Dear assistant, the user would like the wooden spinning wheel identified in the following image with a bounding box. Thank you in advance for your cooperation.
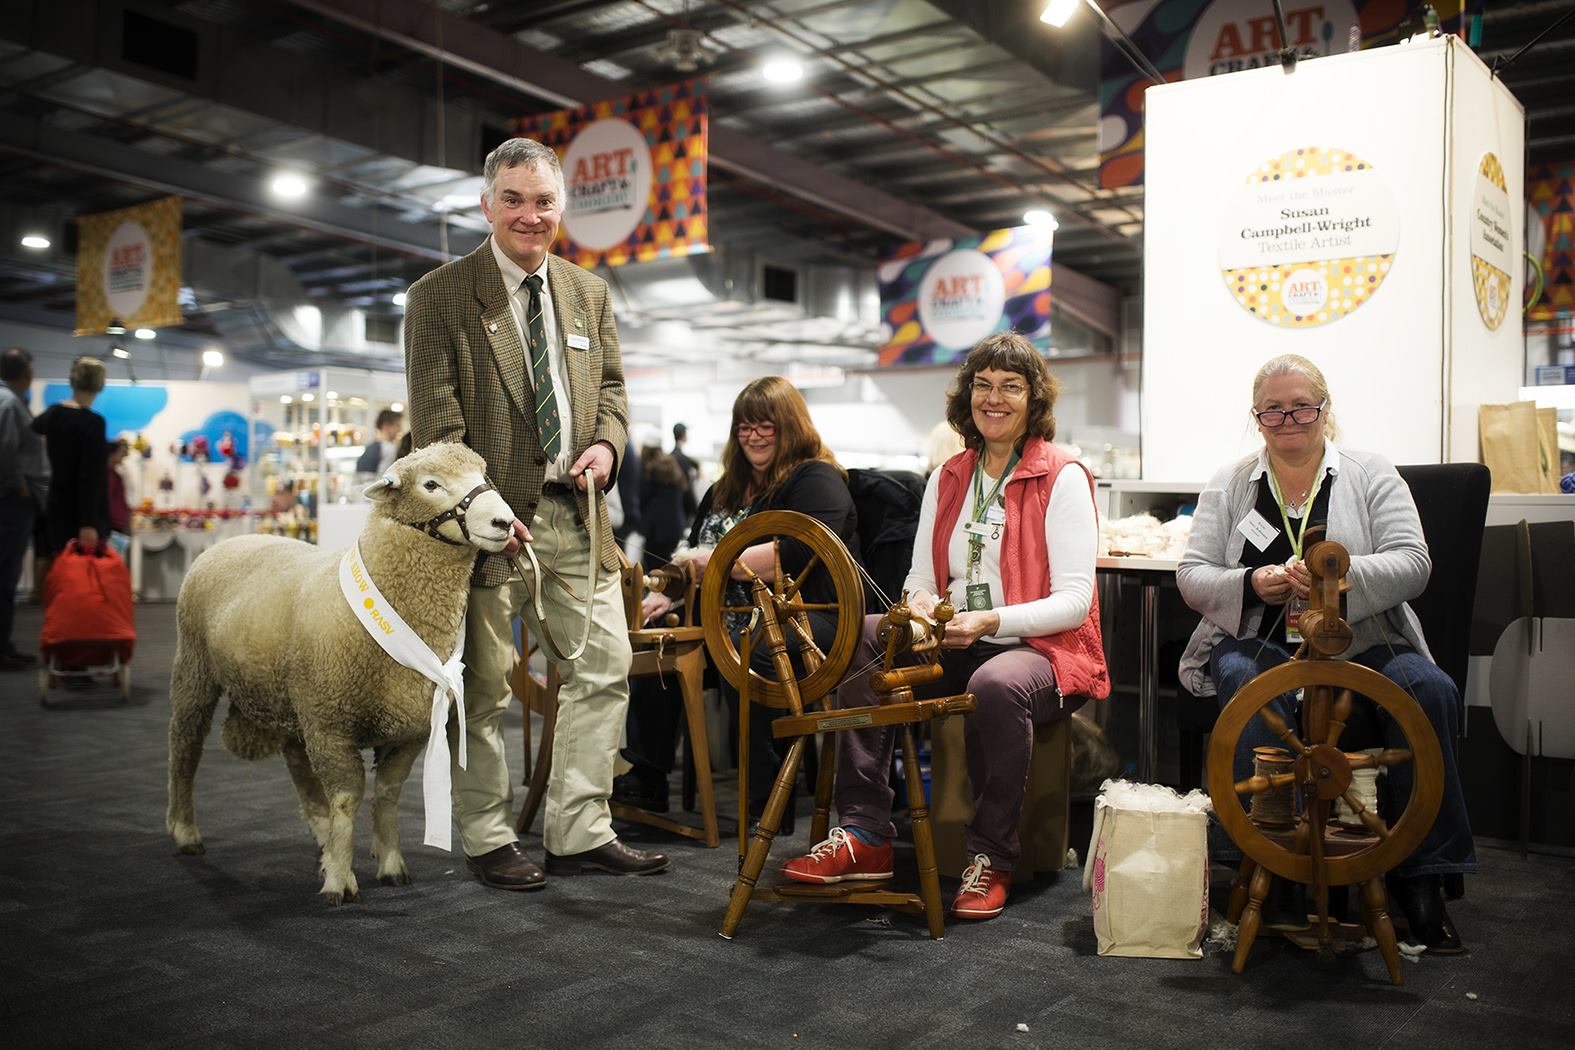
[1207,537,1445,985]
[700,510,865,708]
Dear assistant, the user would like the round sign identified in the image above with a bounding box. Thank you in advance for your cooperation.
[103,218,154,320]
[1183,0,1357,79]
[916,249,1006,350]
[1470,152,1512,331]
[561,118,653,252]
[1217,146,1400,328]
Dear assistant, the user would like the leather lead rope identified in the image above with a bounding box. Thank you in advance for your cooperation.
[512,481,602,663]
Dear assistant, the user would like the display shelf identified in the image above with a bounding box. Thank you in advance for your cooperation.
[248,368,406,544]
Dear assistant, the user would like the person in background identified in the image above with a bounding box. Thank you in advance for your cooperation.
[355,408,403,476]
[106,438,131,534]
[610,437,642,548]
[637,441,689,570]
[778,332,1104,921]
[1176,353,1475,953]
[670,421,699,495]
[32,355,109,554]
[616,377,858,821]
[0,347,47,670]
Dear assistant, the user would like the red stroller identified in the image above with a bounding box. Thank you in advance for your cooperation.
[38,540,137,703]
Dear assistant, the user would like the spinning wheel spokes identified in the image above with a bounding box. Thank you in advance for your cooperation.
[1339,791,1391,840]
[1254,704,1311,757]
[700,511,864,710]
[1348,748,1412,771]
[1235,771,1298,796]
[1325,689,1354,746]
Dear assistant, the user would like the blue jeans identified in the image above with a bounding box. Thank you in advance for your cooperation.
[1209,634,1477,877]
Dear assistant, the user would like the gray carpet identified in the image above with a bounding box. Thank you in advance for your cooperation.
[2,603,1572,1049]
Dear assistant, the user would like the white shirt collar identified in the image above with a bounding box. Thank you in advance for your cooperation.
[489,237,549,295]
[1251,437,1340,481]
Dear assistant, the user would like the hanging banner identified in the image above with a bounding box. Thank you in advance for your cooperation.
[1527,159,1574,320]
[1098,1,1455,190]
[877,225,1051,367]
[513,80,708,269]
[74,195,183,336]
[1471,152,1512,331]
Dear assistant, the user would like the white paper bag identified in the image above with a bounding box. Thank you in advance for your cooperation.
[1083,780,1212,959]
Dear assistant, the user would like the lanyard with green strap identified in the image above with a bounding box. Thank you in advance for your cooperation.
[1265,465,1326,559]
[966,451,1018,590]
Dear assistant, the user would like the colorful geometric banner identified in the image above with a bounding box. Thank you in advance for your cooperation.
[513,80,708,269]
[1527,159,1575,320]
[877,225,1051,367]
[75,195,182,336]
[1098,1,1458,190]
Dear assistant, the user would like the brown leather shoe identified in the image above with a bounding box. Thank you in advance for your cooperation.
[465,842,546,890]
[545,838,670,876]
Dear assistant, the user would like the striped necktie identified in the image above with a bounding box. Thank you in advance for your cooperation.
[522,274,562,461]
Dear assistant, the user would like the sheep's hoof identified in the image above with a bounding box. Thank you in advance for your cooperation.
[378,871,412,887]
[178,842,206,856]
[321,887,359,906]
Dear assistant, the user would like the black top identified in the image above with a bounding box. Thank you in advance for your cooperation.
[1239,471,1334,645]
[690,459,861,606]
[32,402,109,550]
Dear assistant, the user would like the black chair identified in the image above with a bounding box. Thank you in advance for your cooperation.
[1174,462,1492,791]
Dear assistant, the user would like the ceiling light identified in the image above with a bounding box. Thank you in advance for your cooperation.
[762,57,803,83]
[300,392,315,402]
[390,402,404,413]
[326,390,338,400]
[1041,0,1082,28]
[202,349,224,368]
[392,292,407,307]
[135,328,156,340]
[20,234,50,250]
[105,319,127,336]
[280,395,293,404]
[270,171,311,200]
[111,346,130,359]
[1024,209,1060,230]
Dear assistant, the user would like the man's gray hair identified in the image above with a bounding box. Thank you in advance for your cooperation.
[481,138,565,204]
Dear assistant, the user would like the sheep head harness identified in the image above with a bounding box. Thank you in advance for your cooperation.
[406,482,495,546]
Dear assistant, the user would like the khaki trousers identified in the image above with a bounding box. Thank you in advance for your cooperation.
[452,489,632,856]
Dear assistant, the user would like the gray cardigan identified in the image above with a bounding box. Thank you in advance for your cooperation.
[1176,442,1432,697]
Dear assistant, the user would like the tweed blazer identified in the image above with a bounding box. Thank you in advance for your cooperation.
[404,238,629,586]
[1176,443,1432,697]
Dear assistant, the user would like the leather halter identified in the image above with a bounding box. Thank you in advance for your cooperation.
[407,482,495,546]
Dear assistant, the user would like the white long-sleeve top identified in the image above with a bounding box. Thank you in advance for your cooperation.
[901,461,1097,642]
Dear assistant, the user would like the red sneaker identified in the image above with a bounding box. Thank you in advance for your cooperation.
[779,827,894,884]
[952,854,1009,919]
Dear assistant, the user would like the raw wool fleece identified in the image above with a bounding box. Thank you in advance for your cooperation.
[165,442,515,904]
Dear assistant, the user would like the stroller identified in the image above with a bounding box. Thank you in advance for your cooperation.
[38,540,137,704]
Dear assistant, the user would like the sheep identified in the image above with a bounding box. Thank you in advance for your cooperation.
[165,442,517,904]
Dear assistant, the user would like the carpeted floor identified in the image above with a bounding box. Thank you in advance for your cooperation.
[2,603,1571,1049]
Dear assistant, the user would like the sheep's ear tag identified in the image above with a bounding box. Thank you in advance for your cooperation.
[364,473,400,502]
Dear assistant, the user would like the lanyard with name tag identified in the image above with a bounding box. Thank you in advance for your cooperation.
[1266,467,1326,644]
[965,452,1018,610]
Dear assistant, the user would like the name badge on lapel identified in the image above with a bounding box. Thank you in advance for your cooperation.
[566,333,591,351]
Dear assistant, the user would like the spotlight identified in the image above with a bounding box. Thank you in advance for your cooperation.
[390,402,404,413]
[105,318,127,336]
[202,349,224,368]
[1041,0,1082,28]
[270,171,311,200]
[20,234,50,250]
[135,328,156,340]
[1024,209,1060,231]
[111,345,130,359]
[300,393,316,402]
[392,291,408,307]
[280,395,293,404]
[762,57,803,83]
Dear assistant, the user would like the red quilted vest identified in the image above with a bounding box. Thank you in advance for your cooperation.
[932,437,1109,701]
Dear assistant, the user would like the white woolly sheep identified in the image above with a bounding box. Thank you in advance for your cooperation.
[166,442,517,904]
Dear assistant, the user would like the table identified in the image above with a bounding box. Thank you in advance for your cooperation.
[1096,556,1179,783]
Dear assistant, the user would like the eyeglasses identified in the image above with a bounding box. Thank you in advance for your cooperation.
[970,379,1029,400]
[1253,401,1326,428]
[736,421,777,438]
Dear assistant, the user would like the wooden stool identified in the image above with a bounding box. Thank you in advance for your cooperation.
[930,714,1073,880]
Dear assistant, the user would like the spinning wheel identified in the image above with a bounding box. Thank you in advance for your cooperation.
[700,510,865,708]
[702,511,974,940]
[1207,537,1445,985]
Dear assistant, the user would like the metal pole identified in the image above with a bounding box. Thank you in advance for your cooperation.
[1084,0,1168,88]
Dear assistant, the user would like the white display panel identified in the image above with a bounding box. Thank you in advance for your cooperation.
[1142,37,1524,481]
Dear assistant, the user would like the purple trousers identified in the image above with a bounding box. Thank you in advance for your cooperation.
[834,614,1085,870]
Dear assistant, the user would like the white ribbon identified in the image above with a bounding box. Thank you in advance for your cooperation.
[338,542,467,851]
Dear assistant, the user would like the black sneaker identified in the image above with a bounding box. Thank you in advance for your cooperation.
[612,770,670,814]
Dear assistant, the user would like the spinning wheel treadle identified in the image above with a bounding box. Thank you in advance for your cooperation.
[700,510,865,707]
[1206,535,1446,985]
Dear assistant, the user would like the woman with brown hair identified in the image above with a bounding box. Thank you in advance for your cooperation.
[779,332,1107,921]
[616,377,859,818]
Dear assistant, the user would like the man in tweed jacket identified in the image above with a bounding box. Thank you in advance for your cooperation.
[405,138,669,888]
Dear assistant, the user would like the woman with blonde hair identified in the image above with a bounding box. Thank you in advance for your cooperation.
[32,356,110,552]
[1177,353,1475,953]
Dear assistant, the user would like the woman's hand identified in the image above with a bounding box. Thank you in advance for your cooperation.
[641,592,674,625]
[941,610,999,648]
[1250,563,1295,604]
[77,526,100,550]
[1282,559,1312,599]
[906,589,938,621]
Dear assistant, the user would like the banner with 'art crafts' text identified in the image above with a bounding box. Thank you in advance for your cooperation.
[75,195,183,336]
[877,225,1051,367]
[1098,0,1460,189]
[513,80,708,269]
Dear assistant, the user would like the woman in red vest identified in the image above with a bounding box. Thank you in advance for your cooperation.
[780,332,1108,920]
